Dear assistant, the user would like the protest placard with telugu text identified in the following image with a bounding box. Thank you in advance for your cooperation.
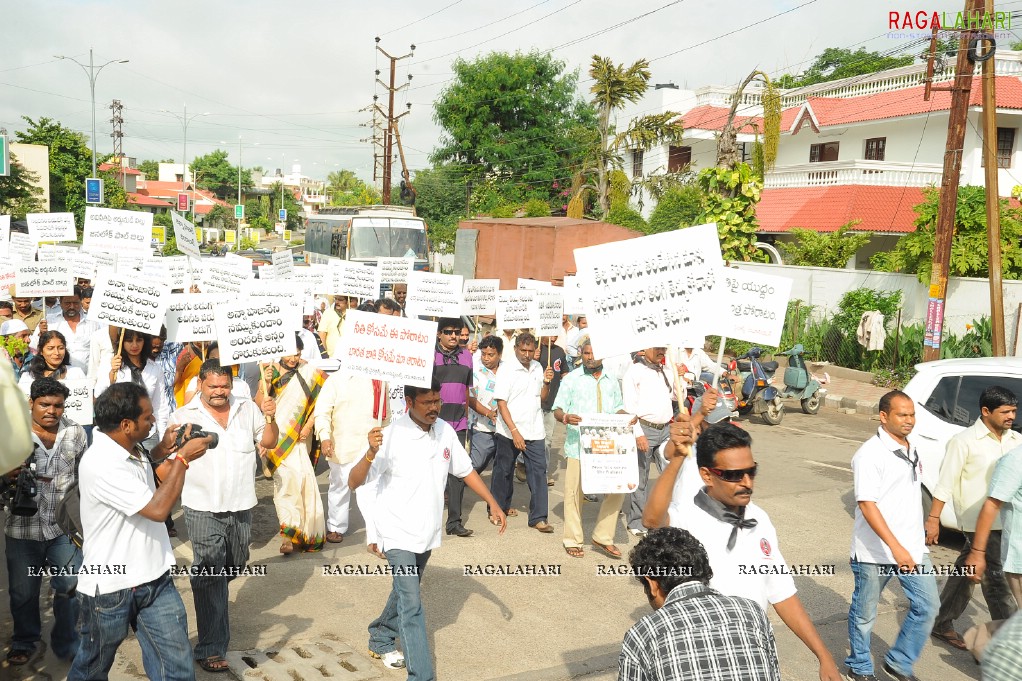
[62,380,94,426]
[83,207,153,254]
[496,290,538,330]
[0,215,9,258]
[90,275,171,335]
[330,261,381,300]
[9,232,36,262]
[462,278,499,316]
[15,264,73,297]
[406,271,463,318]
[171,212,202,259]
[334,309,437,389]
[536,290,563,337]
[378,257,413,285]
[27,213,76,244]
[213,298,297,366]
[715,268,793,347]
[165,293,223,342]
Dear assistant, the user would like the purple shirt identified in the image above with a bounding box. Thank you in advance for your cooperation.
[434,345,473,431]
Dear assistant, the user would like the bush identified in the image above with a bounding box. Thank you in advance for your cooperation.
[523,198,550,217]
[606,203,648,232]
[648,185,702,234]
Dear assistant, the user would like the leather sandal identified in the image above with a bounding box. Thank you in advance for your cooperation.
[592,541,622,559]
[279,541,294,556]
[197,656,230,673]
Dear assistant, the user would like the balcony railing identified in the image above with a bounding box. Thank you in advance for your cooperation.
[763,160,944,189]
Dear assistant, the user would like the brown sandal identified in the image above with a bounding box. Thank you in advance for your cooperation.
[564,546,584,558]
[592,541,622,559]
[931,630,968,651]
[279,541,294,556]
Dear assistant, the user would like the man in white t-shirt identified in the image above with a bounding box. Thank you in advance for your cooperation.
[348,379,507,676]
[69,382,213,681]
[846,390,939,681]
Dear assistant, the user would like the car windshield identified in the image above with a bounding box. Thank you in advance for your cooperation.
[349,218,427,260]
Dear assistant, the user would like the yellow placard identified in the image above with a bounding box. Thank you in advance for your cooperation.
[252,231,260,244]
[225,230,237,244]
[195,227,203,243]
[151,226,165,244]
[283,230,292,241]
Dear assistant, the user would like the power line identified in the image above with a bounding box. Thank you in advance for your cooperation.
[380,0,465,36]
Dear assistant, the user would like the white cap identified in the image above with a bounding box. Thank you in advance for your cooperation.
[0,319,29,336]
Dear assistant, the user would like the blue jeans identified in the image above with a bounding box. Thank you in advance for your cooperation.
[492,434,548,526]
[5,534,82,658]
[68,571,193,681]
[846,555,939,676]
[368,549,433,681]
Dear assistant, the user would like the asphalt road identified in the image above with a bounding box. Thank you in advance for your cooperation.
[0,407,988,680]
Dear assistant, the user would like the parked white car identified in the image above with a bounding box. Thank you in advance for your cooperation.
[902,357,1022,531]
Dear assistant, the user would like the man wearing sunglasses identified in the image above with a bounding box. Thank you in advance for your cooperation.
[434,317,475,538]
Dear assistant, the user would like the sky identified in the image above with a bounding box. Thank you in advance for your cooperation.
[3,0,1014,185]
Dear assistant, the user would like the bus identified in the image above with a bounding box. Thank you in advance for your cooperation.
[304,206,430,271]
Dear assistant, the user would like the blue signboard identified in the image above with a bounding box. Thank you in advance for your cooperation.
[85,177,103,204]
[279,208,287,221]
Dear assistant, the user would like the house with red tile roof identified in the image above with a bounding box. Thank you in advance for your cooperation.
[622,54,1022,268]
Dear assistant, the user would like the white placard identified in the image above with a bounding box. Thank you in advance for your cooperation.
[334,309,438,389]
[163,256,192,291]
[15,264,74,297]
[330,261,381,300]
[165,293,222,342]
[90,275,171,335]
[36,245,78,263]
[245,283,303,332]
[116,254,146,274]
[62,379,94,426]
[269,249,295,280]
[171,212,201,259]
[203,262,250,294]
[0,215,9,258]
[83,207,153,254]
[406,271,463,318]
[0,265,17,299]
[536,290,563,337]
[561,276,586,315]
[70,252,96,281]
[213,298,297,366]
[518,278,552,290]
[137,259,168,286]
[462,278,499,316]
[290,264,329,296]
[93,251,117,276]
[9,232,36,262]
[223,252,253,274]
[378,257,414,285]
[579,413,639,494]
[716,269,794,347]
[573,223,724,360]
[496,290,538,330]
[27,212,76,244]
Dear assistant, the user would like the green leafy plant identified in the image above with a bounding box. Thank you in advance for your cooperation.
[523,198,550,217]
[697,164,763,262]
[0,334,29,360]
[780,222,874,268]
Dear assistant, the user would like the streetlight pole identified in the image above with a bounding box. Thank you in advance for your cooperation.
[55,48,129,176]
[237,136,242,245]
[162,104,209,223]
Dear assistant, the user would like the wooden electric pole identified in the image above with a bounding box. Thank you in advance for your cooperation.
[922,0,983,361]
[374,38,414,205]
[982,0,1007,356]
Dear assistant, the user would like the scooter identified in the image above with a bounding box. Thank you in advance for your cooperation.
[775,344,826,415]
[728,347,784,425]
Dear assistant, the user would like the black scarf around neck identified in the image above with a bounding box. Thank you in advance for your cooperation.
[693,489,758,551]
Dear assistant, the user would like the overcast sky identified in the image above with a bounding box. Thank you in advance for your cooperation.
[3,0,1010,184]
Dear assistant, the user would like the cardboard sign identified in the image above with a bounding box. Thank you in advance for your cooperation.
[15,264,74,297]
[561,276,586,315]
[93,251,117,277]
[83,207,153,254]
[378,257,414,285]
[165,293,222,342]
[90,275,171,335]
[573,223,724,360]
[268,249,295,280]
[9,232,36,262]
[0,264,16,299]
[202,262,250,294]
[496,290,538,330]
[462,279,499,316]
[406,271,463,318]
[36,245,78,263]
[171,212,202,259]
[0,215,9,258]
[70,252,96,281]
[536,290,563,337]
[334,309,438,389]
[27,212,76,244]
[62,379,94,426]
[715,268,794,347]
[213,298,297,366]
[290,264,329,296]
[331,261,381,300]
[578,413,639,494]
[162,256,192,291]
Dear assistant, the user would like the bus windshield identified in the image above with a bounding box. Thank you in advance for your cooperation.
[349,218,428,260]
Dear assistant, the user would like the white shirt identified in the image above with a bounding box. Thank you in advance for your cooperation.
[670,494,797,611]
[168,395,265,512]
[77,431,175,595]
[94,361,171,441]
[184,375,252,403]
[851,428,928,564]
[17,366,87,396]
[673,347,721,381]
[297,328,320,362]
[493,358,546,441]
[87,327,114,387]
[470,360,500,433]
[33,315,99,371]
[372,413,473,553]
[665,447,704,522]
[623,360,676,424]
[314,372,391,465]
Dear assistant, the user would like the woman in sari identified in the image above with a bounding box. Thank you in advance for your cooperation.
[256,334,327,555]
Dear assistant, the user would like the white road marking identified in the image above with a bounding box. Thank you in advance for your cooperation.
[775,424,864,444]
[806,460,852,473]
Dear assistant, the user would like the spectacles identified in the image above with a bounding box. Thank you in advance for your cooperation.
[705,463,758,482]
[439,329,459,336]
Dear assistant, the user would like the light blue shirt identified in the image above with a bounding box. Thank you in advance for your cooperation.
[989,446,1022,573]
[551,367,624,460]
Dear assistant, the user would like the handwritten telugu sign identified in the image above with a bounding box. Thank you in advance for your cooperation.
[161,256,192,290]
[579,413,639,494]
[462,278,499,316]
[83,207,153,254]
[70,252,96,281]
[62,380,94,426]
[406,271,463,318]
[496,290,538,330]
[573,223,724,360]
[213,298,297,366]
[36,245,79,263]
[9,232,36,262]
[378,257,414,285]
[330,261,381,300]
[90,275,171,335]
[536,290,563,337]
[202,261,250,294]
[290,264,329,296]
[165,293,223,342]
[334,309,438,389]
[268,249,295,280]
[27,212,76,244]
[15,264,74,297]
[715,268,793,347]
[0,265,16,299]
[171,212,202,259]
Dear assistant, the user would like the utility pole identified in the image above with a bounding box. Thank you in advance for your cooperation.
[922,0,984,361]
[982,0,1006,356]
[109,99,124,187]
[374,38,414,205]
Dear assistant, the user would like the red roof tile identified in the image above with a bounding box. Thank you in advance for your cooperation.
[756,185,927,234]
[679,105,800,133]
[98,163,140,175]
[126,193,174,208]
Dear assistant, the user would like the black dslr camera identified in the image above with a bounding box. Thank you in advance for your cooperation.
[1,458,38,517]
[175,424,219,450]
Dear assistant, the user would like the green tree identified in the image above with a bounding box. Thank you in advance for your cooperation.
[871,185,1022,281]
[647,184,703,234]
[327,169,363,194]
[779,222,874,268]
[205,203,234,231]
[191,150,250,201]
[138,158,172,179]
[267,183,304,231]
[777,47,914,88]
[432,51,595,199]
[696,164,763,262]
[0,153,45,218]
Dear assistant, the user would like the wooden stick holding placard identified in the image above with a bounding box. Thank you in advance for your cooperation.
[665,348,692,457]
[473,316,479,343]
[258,363,272,424]
[116,328,125,356]
[200,341,207,363]
[546,337,552,369]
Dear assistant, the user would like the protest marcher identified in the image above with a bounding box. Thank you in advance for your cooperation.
[537,335,569,486]
[927,386,1020,650]
[847,390,938,681]
[70,382,212,681]
[257,334,327,554]
[302,307,327,359]
[31,287,98,369]
[0,300,13,321]
[391,283,407,312]
[79,287,93,317]
[433,317,475,537]
[94,330,170,451]
[167,359,278,673]
[319,295,350,358]
[348,379,508,675]
[566,315,587,366]
[87,324,121,390]
[4,379,85,666]
[10,295,44,333]
[623,346,676,536]
[555,314,573,354]
[965,443,1022,608]
[492,332,555,533]
[173,340,207,407]
[182,343,252,404]
[617,526,781,681]
[674,340,721,387]
[151,326,183,410]
[552,339,636,558]
[643,423,841,681]
[17,330,87,396]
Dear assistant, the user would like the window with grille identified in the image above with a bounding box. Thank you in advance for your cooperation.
[864,137,886,161]
[667,146,691,172]
[632,149,644,177]
[809,142,839,163]
[998,128,1015,168]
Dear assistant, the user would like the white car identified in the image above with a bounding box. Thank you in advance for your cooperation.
[902,357,1022,531]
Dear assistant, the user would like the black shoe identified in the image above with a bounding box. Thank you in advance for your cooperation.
[881,662,919,681]
[446,525,474,537]
[845,671,880,681]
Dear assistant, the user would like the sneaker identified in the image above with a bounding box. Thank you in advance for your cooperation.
[846,671,880,681]
[881,662,918,681]
[369,650,406,670]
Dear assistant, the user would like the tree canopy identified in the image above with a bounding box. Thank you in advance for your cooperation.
[138,158,172,180]
[190,149,251,201]
[0,153,45,219]
[777,48,914,89]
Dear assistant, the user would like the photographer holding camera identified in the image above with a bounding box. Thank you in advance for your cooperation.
[4,378,86,666]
